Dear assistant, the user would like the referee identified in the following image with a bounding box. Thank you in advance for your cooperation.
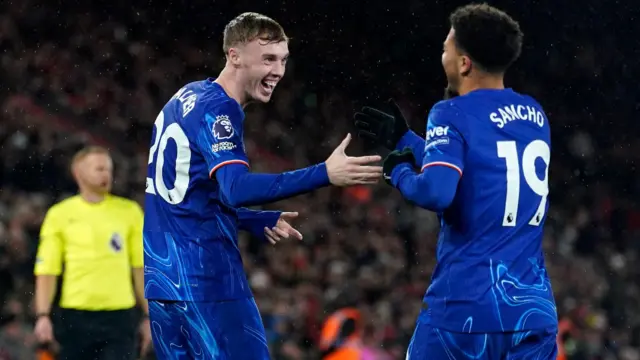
[33,146,151,360]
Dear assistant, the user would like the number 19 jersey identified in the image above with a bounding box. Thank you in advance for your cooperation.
[419,88,557,333]
[143,78,252,302]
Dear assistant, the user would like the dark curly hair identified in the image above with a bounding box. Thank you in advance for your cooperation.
[449,4,523,74]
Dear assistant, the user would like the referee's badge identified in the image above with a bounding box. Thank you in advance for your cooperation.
[109,232,123,253]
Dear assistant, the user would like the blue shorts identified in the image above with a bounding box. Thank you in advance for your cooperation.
[406,321,557,359]
[149,297,269,360]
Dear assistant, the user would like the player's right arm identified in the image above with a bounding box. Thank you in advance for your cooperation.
[385,102,465,211]
[198,100,382,208]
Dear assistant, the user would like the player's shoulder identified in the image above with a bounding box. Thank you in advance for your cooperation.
[449,89,548,130]
[517,92,546,113]
[431,99,456,112]
[166,78,240,115]
[171,78,243,127]
[494,89,545,109]
[196,78,243,120]
[427,99,468,135]
[166,79,206,117]
[448,88,539,107]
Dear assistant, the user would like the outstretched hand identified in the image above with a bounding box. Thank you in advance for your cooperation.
[325,134,383,186]
[382,147,416,185]
[354,99,410,150]
[264,212,303,244]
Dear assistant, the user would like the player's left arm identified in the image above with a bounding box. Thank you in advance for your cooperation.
[396,130,426,166]
[196,100,331,208]
[237,208,281,238]
[238,208,303,244]
[386,103,465,212]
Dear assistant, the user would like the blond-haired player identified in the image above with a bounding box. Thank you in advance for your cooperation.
[143,13,382,359]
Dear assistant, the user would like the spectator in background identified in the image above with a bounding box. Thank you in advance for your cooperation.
[319,307,362,359]
[33,147,151,360]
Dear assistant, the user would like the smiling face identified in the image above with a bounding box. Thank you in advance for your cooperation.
[234,38,289,103]
[441,28,472,98]
[223,12,289,104]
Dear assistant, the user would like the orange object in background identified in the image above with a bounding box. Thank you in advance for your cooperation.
[322,347,360,360]
[319,307,363,360]
[37,349,55,360]
[556,317,575,360]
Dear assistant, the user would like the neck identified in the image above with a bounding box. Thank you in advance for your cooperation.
[457,73,505,96]
[215,65,247,107]
[79,189,105,203]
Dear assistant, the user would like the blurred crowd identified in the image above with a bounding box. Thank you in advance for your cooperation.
[1,0,639,359]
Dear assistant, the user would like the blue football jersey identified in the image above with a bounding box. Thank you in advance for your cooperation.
[143,78,253,302]
[418,88,557,333]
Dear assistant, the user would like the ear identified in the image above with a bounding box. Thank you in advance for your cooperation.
[227,47,241,67]
[71,157,85,181]
[459,55,472,77]
[71,164,80,182]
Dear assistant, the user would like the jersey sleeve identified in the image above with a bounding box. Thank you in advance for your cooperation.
[34,206,63,276]
[421,102,466,176]
[237,208,282,241]
[195,99,250,178]
[127,201,144,268]
[396,130,426,168]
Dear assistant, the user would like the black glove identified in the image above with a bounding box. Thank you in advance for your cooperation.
[354,99,410,151]
[382,147,415,185]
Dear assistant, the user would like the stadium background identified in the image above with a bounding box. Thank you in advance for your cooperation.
[1,0,639,359]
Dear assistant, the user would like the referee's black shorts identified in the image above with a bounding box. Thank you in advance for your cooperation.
[54,308,137,360]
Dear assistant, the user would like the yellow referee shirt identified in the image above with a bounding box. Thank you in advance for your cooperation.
[34,195,143,311]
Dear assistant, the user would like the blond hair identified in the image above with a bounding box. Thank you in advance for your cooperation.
[223,12,289,55]
[71,146,110,169]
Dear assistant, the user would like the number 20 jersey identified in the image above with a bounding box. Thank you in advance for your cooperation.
[143,79,252,302]
[420,88,557,333]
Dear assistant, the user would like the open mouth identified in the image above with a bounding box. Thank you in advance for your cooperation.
[260,79,277,94]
